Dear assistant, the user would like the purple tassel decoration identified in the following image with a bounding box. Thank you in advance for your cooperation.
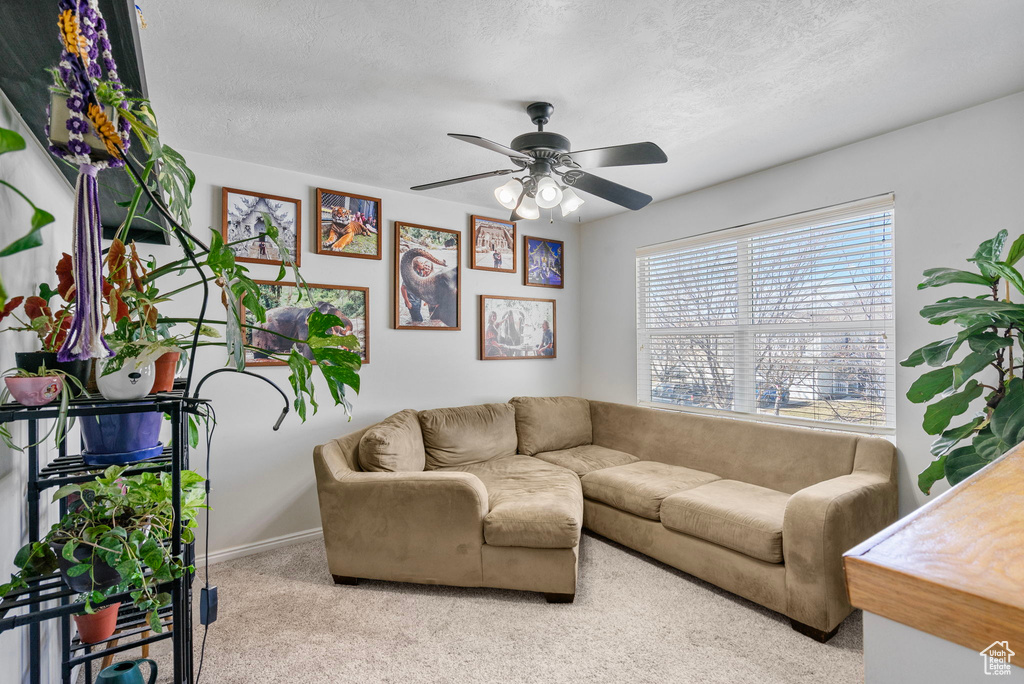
[49,0,132,361]
[58,164,112,361]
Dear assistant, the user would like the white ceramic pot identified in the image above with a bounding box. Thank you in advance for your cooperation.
[95,356,156,401]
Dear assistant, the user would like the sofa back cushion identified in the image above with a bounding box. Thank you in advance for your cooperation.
[589,401,858,494]
[511,396,592,456]
[419,403,518,469]
[358,409,425,473]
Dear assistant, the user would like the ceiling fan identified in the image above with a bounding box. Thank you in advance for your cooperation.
[410,102,668,221]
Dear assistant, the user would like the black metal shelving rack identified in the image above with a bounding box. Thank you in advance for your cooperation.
[0,387,200,684]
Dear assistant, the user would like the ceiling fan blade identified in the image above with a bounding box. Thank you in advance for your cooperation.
[570,171,653,210]
[564,142,667,168]
[410,169,514,191]
[449,134,532,161]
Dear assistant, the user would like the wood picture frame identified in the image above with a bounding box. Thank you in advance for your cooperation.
[394,221,461,330]
[523,235,564,289]
[241,280,369,366]
[479,295,556,360]
[222,187,301,267]
[314,187,382,260]
[469,215,516,273]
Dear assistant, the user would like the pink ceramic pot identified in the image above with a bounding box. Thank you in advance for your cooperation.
[5,375,63,406]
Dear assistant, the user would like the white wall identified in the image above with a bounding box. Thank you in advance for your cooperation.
[146,151,582,557]
[0,91,74,684]
[578,91,1024,515]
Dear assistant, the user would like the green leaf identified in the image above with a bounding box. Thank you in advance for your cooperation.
[66,563,93,577]
[917,267,994,290]
[971,230,1008,279]
[0,208,55,256]
[1005,234,1024,267]
[945,445,989,485]
[51,483,82,502]
[951,351,995,390]
[972,377,1024,458]
[966,332,1014,357]
[922,380,984,435]
[901,323,992,368]
[0,127,26,155]
[930,416,985,458]
[976,259,1024,297]
[61,540,78,561]
[907,366,954,404]
[917,454,948,495]
[188,415,200,449]
[919,298,1024,326]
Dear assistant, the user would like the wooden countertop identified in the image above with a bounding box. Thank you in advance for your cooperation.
[844,443,1024,656]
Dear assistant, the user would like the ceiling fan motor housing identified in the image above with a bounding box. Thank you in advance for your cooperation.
[510,131,571,160]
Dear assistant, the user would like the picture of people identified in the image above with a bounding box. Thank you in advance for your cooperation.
[222,188,301,266]
[394,222,460,330]
[243,281,368,366]
[524,236,564,288]
[315,188,382,259]
[479,295,556,360]
[470,215,515,273]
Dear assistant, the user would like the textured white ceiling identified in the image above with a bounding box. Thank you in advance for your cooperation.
[138,0,1024,222]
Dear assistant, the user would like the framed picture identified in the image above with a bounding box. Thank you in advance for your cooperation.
[480,295,556,360]
[394,221,460,330]
[524,235,564,288]
[222,187,301,266]
[314,188,382,260]
[470,215,516,273]
[242,281,369,366]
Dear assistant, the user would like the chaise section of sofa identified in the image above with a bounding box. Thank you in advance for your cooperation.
[313,402,583,602]
[314,396,898,638]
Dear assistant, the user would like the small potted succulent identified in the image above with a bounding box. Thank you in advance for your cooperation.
[0,465,207,638]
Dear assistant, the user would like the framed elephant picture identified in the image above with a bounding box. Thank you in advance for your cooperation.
[242,281,369,366]
[394,221,460,330]
[480,295,556,360]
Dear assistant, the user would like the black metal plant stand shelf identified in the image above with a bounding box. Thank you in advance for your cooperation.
[0,385,203,684]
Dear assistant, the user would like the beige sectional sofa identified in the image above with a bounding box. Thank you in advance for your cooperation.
[313,396,897,641]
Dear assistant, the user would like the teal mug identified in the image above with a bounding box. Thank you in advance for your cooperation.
[96,659,157,684]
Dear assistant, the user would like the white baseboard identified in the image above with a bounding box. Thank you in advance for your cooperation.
[196,527,323,567]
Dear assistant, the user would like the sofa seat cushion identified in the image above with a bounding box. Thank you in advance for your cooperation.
[419,403,518,469]
[532,444,639,476]
[660,480,790,564]
[358,409,425,472]
[581,461,719,520]
[511,396,592,456]
[453,456,582,549]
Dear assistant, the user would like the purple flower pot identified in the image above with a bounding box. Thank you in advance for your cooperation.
[80,409,163,465]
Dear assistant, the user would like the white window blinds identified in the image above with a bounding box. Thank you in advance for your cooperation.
[636,194,895,434]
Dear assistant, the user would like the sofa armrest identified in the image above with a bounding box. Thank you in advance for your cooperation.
[783,472,898,631]
[314,445,489,586]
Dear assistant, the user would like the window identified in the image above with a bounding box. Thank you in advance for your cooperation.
[636,194,895,434]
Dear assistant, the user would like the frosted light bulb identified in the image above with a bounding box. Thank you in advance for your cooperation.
[535,177,563,209]
[516,194,540,220]
[494,178,523,209]
[559,187,585,216]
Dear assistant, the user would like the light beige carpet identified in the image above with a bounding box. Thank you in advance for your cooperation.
[127,532,863,683]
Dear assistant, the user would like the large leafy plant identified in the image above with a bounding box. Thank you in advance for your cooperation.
[0,465,206,632]
[904,230,1024,493]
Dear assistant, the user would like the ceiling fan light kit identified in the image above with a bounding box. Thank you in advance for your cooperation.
[411,102,667,221]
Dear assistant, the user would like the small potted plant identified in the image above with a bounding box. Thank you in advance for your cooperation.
[0,367,83,451]
[0,465,207,639]
[0,256,91,390]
